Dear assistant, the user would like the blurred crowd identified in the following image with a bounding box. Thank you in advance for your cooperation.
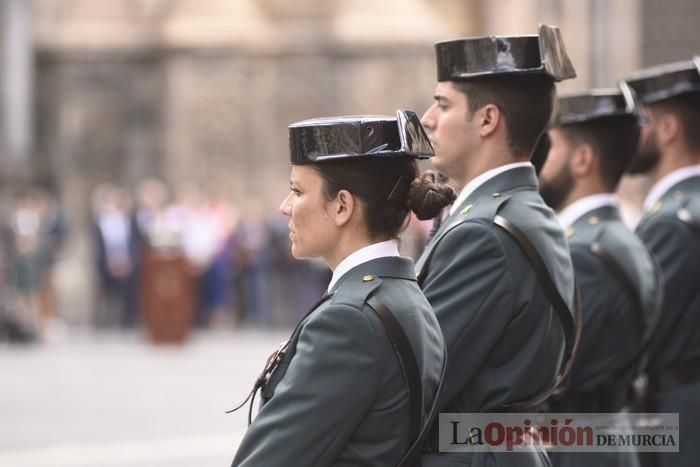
[0,178,431,343]
[91,177,333,333]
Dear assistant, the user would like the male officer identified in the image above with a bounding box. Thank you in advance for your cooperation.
[624,58,700,467]
[417,25,579,466]
[539,88,664,467]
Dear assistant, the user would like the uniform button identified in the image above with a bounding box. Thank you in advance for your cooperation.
[492,192,501,198]
[461,204,473,214]
[362,275,375,282]
[566,227,575,238]
[588,216,599,225]
[652,201,662,213]
[678,208,692,223]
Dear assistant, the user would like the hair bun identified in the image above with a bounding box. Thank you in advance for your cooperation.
[407,171,457,220]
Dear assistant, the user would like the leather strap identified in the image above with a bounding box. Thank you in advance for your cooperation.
[590,242,662,381]
[493,215,582,409]
[367,295,447,467]
[591,242,646,344]
[367,295,422,444]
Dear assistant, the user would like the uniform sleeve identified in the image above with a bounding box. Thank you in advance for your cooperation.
[231,303,382,467]
[420,221,514,407]
[567,245,634,389]
[636,217,697,365]
[637,218,690,286]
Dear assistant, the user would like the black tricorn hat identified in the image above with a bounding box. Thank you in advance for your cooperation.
[553,85,643,126]
[623,57,700,104]
[288,110,433,164]
[434,24,576,82]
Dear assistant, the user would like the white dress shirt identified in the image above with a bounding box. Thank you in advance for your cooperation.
[327,240,400,292]
[449,162,533,216]
[557,193,619,229]
[643,164,700,211]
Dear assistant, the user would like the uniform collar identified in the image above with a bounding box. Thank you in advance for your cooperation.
[643,164,700,211]
[327,240,399,292]
[557,193,619,229]
[449,162,533,216]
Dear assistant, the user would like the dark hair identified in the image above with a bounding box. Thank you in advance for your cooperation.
[313,158,455,240]
[649,91,700,153]
[454,75,555,158]
[559,117,640,191]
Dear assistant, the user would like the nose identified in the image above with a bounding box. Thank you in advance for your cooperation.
[421,104,436,132]
[279,192,292,216]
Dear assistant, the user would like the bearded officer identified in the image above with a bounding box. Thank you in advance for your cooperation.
[539,86,664,467]
[623,57,700,467]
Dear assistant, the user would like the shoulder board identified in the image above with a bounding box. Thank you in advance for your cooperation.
[330,275,383,310]
[416,195,511,282]
[677,197,700,236]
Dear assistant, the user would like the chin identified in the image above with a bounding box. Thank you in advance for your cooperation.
[290,244,310,260]
[431,153,446,172]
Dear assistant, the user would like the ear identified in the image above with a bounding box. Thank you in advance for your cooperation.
[656,112,680,146]
[570,142,597,177]
[477,104,501,138]
[331,189,355,227]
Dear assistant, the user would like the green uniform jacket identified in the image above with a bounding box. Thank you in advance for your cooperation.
[417,165,574,467]
[635,175,700,467]
[557,204,661,409]
[549,204,661,467]
[232,256,445,467]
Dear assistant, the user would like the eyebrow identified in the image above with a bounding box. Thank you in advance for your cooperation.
[433,95,450,104]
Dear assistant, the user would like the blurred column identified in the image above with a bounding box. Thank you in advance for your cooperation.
[0,0,33,163]
[588,0,642,87]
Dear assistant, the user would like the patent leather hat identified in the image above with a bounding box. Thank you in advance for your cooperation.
[623,56,700,104]
[434,24,576,82]
[553,85,644,126]
[288,110,433,164]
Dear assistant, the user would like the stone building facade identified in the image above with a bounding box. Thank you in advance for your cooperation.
[0,0,697,319]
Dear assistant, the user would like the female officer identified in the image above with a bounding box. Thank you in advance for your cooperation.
[231,111,454,467]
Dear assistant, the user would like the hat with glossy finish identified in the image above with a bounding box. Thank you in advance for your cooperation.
[288,110,433,164]
[624,57,700,104]
[434,24,576,82]
[553,86,642,126]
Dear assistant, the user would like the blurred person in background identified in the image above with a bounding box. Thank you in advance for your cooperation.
[34,186,68,335]
[233,200,271,327]
[91,183,138,329]
[203,183,238,328]
[264,208,300,327]
[134,177,176,251]
[176,182,235,328]
[5,189,45,336]
[539,88,663,467]
[232,110,449,467]
[624,57,700,467]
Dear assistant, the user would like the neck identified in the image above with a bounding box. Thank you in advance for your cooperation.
[456,146,519,190]
[324,232,381,272]
[650,148,700,183]
[559,179,610,213]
